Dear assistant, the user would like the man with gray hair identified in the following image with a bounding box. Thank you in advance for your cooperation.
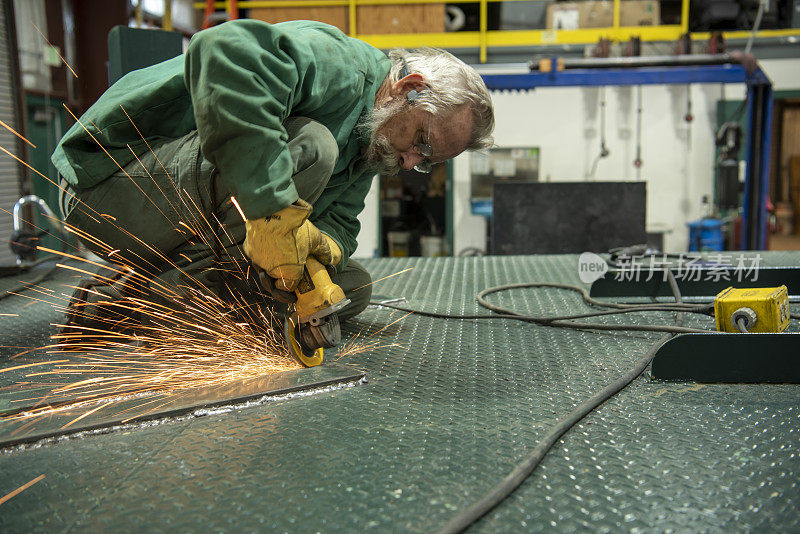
[52,19,494,332]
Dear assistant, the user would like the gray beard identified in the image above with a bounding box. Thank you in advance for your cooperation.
[359,99,405,176]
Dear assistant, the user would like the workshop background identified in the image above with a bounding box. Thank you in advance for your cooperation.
[0,0,799,532]
[3,0,800,263]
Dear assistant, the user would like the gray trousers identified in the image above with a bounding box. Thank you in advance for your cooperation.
[60,118,372,321]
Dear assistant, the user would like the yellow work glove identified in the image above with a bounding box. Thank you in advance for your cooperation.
[243,200,341,291]
[318,233,342,267]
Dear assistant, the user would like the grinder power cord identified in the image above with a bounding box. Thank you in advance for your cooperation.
[371,281,715,335]
[438,274,686,533]
[367,274,797,533]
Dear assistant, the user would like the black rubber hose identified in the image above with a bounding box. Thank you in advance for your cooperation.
[435,333,673,534]
[371,281,713,335]
[371,300,708,334]
[435,273,685,533]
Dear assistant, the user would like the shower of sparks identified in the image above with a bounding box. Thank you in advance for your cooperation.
[0,103,412,436]
[31,22,78,78]
[0,475,45,506]
[0,226,301,431]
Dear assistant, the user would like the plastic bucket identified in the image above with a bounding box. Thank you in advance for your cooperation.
[687,219,724,251]
[387,231,410,257]
[420,235,444,257]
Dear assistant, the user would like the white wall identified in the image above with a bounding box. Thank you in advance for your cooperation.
[358,58,800,257]
[455,83,725,253]
[353,175,380,258]
[454,57,800,254]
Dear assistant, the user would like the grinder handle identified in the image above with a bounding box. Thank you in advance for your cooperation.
[294,256,347,318]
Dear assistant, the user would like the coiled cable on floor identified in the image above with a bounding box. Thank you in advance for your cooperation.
[371,280,714,335]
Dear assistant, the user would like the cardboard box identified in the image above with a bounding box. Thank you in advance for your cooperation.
[546,2,613,30]
[251,6,349,33]
[620,1,660,26]
[546,0,660,29]
[250,4,445,35]
[357,5,444,34]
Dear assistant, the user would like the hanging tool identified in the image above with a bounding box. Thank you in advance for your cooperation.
[633,85,643,179]
[588,87,610,180]
[282,256,350,367]
[715,121,743,210]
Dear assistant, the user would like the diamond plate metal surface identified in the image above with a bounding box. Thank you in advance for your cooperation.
[1,253,798,532]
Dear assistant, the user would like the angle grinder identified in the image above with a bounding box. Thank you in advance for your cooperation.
[282,256,350,367]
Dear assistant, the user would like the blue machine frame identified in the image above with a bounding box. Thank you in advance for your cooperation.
[481,63,774,250]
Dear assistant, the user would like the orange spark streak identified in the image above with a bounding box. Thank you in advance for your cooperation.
[0,475,45,506]
[366,311,414,339]
[230,196,247,222]
[32,22,77,78]
[0,313,19,317]
[0,119,35,148]
[0,361,68,374]
[60,401,112,429]
[351,267,415,293]
[0,145,49,180]
[178,221,196,235]
[119,105,175,180]
[121,106,215,245]
[126,144,184,224]
[38,247,124,273]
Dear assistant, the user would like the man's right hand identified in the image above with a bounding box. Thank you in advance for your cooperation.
[243,199,332,291]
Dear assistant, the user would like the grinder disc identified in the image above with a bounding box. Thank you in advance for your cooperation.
[283,316,324,367]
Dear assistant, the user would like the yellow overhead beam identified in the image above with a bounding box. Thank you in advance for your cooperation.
[692,28,800,40]
[163,0,173,31]
[479,0,487,62]
[360,26,690,49]
[193,0,549,6]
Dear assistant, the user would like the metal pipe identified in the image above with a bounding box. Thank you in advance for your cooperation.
[745,0,768,54]
[13,195,65,234]
[163,0,172,31]
[531,54,741,71]
[135,0,143,27]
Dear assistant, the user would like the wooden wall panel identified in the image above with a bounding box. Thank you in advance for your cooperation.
[790,156,800,232]
[73,0,128,113]
[250,6,349,34]
[781,105,800,203]
[250,4,446,35]
[356,5,444,34]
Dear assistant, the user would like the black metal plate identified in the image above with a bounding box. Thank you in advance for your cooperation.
[491,182,646,254]
[652,333,800,382]
[592,266,800,298]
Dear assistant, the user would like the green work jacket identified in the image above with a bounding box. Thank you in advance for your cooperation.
[51,20,391,266]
